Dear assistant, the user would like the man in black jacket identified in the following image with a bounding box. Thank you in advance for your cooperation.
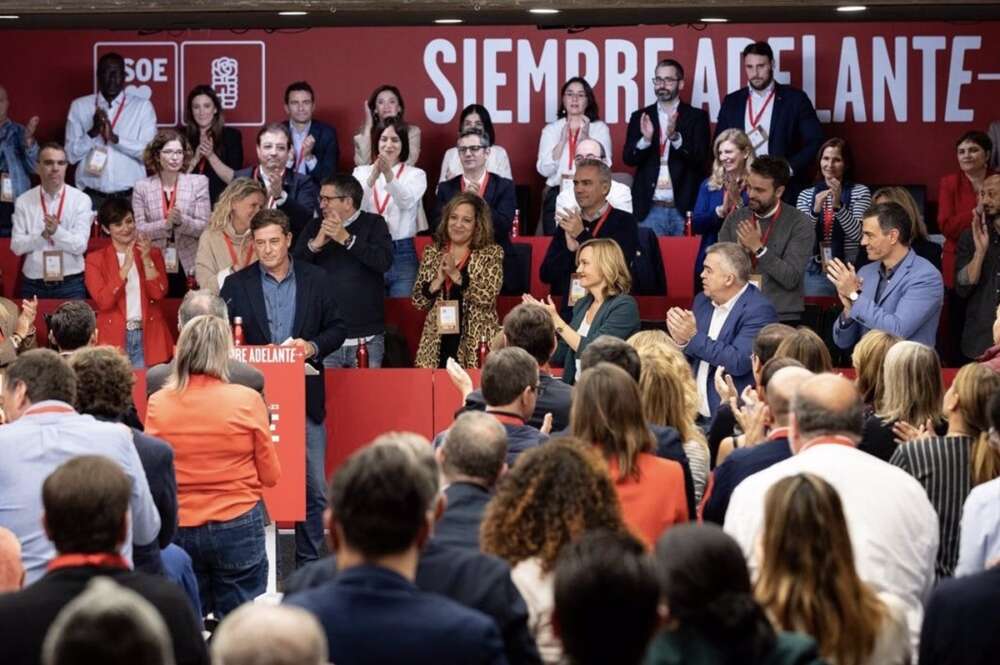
[221,208,346,567]
[623,58,711,236]
[294,173,393,367]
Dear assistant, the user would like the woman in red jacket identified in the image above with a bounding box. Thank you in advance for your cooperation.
[84,198,173,368]
[938,130,995,286]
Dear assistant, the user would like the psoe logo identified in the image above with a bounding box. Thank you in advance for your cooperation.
[93,42,179,127]
[181,41,266,126]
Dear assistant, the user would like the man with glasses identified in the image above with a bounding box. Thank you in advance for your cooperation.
[556,137,633,215]
[623,58,710,236]
[294,174,393,367]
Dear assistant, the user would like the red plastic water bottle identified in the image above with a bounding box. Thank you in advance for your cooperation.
[233,316,244,346]
[356,338,369,368]
[685,211,693,237]
[511,210,520,239]
[476,336,490,368]
[186,274,198,291]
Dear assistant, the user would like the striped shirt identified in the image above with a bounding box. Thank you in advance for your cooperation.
[890,435,972,578]
[796,182,872,262]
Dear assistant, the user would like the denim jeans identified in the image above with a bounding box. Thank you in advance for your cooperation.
[324,333,385,368]
[295,417,328,567]
[161,542,203,623]
[173,502,267,621]
[640,205,685,237]
[20,273,87,299]
[385,238,418,298]
[804,259,837,297]
[126,329,146,368]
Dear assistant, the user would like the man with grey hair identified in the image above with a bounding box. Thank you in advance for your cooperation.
[666,241,778,419]
[212,604,328,665]
[435,412,508,550]
[724,373,939,651]
[145,289,264,396]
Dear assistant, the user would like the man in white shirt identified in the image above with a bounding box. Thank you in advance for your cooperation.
[724,373,939,652]
[65,52,157,211]
[555,138,632,215]
[11,142,92,299]
[666,241,777,418]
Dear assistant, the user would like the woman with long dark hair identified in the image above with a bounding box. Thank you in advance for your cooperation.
[438,103,512,182]
[183,84,244,203]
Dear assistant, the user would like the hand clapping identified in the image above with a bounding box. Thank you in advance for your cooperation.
[665,307,697,345]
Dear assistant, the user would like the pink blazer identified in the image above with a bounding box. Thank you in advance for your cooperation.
[132,173,210,274]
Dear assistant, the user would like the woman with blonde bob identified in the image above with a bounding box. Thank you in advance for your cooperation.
[756,473,910,665]
[194,178,267,294]
[852,330,901,416]
[571,362,688,546]
[891,363,1000,577]
[146,315,280,621]
[524,237,639,385]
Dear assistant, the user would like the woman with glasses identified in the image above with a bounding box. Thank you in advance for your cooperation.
[438,104,512,182]
[132,128,210,295]
[536,77,612,234]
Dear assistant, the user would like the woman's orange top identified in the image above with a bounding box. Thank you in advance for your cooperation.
[146,374,280,527]
[607,452,689,547]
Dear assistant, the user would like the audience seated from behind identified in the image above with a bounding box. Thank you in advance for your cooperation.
[772,327,833,374]
[45,300,97,356]
[0,527,24,592]
[0,455,207,665]
[851,329,901,418]
[481,437,627,664]
[957,391,1000,576]
[211,604,328,665]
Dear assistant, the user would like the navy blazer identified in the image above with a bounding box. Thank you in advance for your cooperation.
[234,166,318,238]
[622,101,712,221]
[434,482,492,551]
[701,437,791,525]
[919,566,1000,665]
[832,249,944,350]
[556,293,641,386]
[220,260,346,423]
[460,372,573,433]
[128,426,178,575]
[714,83,824,185]
[684,286,778,417]
[285,564,509,665]
[285,119,340,186]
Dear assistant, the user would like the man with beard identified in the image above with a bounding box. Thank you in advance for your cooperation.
[623,58,711,236]
[719,155,814,324]
[957,175,1000,359]
[715,42,823,201]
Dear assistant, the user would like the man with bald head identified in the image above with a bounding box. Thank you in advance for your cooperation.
[956,173,1000,359]
[555,137,633,214]
[212,604,328,665]
[724,373,938,652]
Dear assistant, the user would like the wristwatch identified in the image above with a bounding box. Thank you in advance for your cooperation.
[848,290,860,302]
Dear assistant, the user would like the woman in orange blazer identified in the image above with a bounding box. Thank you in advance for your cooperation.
[84,198,173,368]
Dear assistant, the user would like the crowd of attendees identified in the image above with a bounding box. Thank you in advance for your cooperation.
[0,37,999,665]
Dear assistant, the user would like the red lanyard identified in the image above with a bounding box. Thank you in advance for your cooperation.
[372,164,406,215]
[746,87,776,130]
[95,95,127,132]
[822,195,835,241]
[588,205,613,238]
[253,167,285,209]
[567,125,581,170]
[40,187,67,222]
[443,243,471,298]
[197,158,207,174]
[659,109,676,158]
[48,552,129,573]
[755,201,782,248]
[461,171,490,195]
[491,412,526,427]
[224,233,255,268]
[161,183,178,218]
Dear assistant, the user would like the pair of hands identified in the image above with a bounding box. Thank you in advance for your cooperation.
[431,252,465,293]
[521,293,563,327]
[88,108,119,144]
[367,155,396,188]
[825,258,864,311]
[717,178,744,218]
[735,218,765,253]
[715,366,771,447]
[892,419,934,446]
[639,110,678,143]
[665,307,697,346]
[554,208,585,250]
[444,357,554,434]
[813,178,843,214]
[118,236,154,280]
[314,210,350,247]
[552,117,590,161]
[971,206,993,256]
[15,296,38,338]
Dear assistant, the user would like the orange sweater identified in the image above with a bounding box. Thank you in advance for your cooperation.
[146,374,280,527]
[608,452,689,547]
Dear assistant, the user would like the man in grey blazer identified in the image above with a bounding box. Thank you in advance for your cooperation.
[719,155,814,324]
[828,202,944,349]
[145,289,264,396]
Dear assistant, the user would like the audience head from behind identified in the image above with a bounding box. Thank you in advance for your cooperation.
[68,346,135,422]
[789,373,864,454]
[877,340,943,429]
[43,455,130,557]
[438,411,508,489]
[573,158,613,216]
[553,530,659,665]
[860,202,913,266]
[212,603,328,665]
[502,303,557,367]
[251,208,294,277]
[759,361,811,428]
[751,322,796,382]
[0,527,24,592]
[579,334,641,381]
[167,314,232,391]
[631,338,702,444]
[2,349,77,422]
[435,190,495,250]
[851,330,901,412]
[746,155,791,215]
[947,363,1000,486]
[481,346,540,418]
[774,327,833,374]
[756,473,897,665]
[46,301,97,353]
[701,242,751,305]
[41,577,175,665]
[480,437,625,573]
[177,289,230,332]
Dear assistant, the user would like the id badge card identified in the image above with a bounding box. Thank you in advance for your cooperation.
[820,241,834,268]
[568,274,587,305]
[437,300,460,334]
[85,146,109,176]
[0,172,12,203]
[43,250,64,282]
[749,273,763,290]
[163,245,179,274]
[747,125,769,151]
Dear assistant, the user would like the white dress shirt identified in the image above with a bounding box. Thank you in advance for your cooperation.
[635,101,684,203]
[439,144,513,183]
[353,163,427,241]
[11,184,92,278]
[695,284,747,418]
[724,442,939,652]
[556,179,633,215]
[65,91,157,193]
[116,250,142,321]
[745,82,776,157]
[535,118,613,188]
[289,122,318,175]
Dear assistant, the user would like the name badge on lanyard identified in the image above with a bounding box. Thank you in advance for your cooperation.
[163,245,179,274]
[0,172,13,203]
[43,250,65,282]
[568,273,587,305]
[85,146,109,176]
[437,300,461,334]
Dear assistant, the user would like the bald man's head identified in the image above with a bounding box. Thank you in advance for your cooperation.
[789,373,863,453]
[766,366,814,426]
[575,138,608,164]
[0,527,24,592]
[212,604,328,665]
[981,174,1000,217]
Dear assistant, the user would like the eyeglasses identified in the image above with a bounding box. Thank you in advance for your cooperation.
[652,77,681,86]
[319,195,350,204]
[457,146,486,154]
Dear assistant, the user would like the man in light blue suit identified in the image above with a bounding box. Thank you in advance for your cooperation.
[667,241,778,419]
[829,201,943,349]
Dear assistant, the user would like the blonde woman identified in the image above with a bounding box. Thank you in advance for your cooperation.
[525,238,640,385]
[861,341,944,462]
[757,473,910,665]
[193,178,266,294]
[145,315,280,621]
[852,330,901,416]
[891,363,1000,577]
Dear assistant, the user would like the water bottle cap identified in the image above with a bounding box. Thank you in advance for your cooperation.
[234,316,243,324]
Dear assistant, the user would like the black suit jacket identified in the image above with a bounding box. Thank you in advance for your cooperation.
[235,166,318,238]
[714,83,824,186]
[460,372,573,432]
[622,101,711,221]
[540,206,639,297]
[433,482,491,551]
[0,565,209,665]
[129,427,178,574]
[920,566,1000,665]
[285,119,340,186]
[220,260,346,423]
